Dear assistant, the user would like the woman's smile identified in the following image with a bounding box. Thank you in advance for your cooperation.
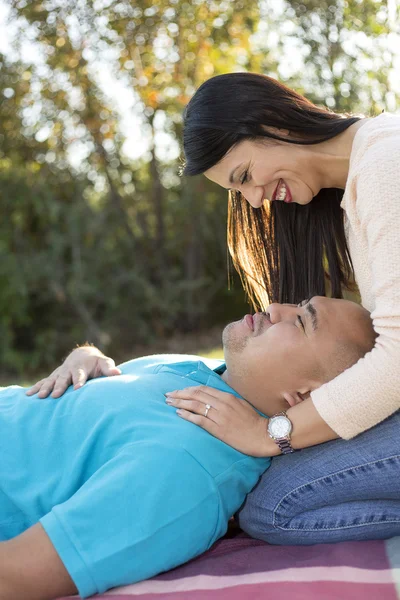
[272,179,293,203]
[203,139,315,208]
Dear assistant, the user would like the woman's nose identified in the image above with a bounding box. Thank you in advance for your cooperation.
[243,187,264,208]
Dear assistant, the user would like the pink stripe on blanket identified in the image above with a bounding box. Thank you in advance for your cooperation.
[102,566,396,596]
[57,536,398,599]
[91,582,399,600]
[153,536,391,581]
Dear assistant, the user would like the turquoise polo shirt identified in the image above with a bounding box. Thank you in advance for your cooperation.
[0,355,270,597]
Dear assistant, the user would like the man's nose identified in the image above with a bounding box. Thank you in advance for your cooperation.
[267,303,298,323]
[243,186,264,208]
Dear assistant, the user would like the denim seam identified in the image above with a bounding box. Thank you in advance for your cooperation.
[272,453,400,532]
[275,519,400,533]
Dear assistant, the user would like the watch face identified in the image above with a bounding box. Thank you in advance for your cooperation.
[269,415,292,438]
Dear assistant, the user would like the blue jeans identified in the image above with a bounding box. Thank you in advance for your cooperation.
[237,410,400,545]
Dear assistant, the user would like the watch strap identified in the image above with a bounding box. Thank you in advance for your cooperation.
[274,437,295,454]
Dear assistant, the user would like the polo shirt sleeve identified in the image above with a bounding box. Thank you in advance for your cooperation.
[40,442,220,598]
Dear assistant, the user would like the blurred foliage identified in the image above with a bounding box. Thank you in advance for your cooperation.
[0,0,399,378]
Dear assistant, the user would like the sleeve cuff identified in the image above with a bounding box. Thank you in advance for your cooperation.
[40,511,98,599]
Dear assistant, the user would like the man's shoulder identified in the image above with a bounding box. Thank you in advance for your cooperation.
[117,354,224,378]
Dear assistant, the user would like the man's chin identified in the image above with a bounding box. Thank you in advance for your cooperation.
[222,322,236,352]
[222,322,231,346]
[222,321,248,356]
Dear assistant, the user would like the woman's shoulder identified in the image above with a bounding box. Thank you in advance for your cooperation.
[350,112,400,174]
[353,112,400,155]
[342,113,400,211]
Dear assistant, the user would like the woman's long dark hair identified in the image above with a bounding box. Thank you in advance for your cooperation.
[182,72,359,308]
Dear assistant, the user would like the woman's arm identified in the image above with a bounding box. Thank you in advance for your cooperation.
[311,131,400,439]
[165,386,338,457]
[282,398,339,449]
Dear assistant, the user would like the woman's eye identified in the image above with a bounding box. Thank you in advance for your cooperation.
[240,170,249,185]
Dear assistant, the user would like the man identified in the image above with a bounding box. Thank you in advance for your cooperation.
[0,297,375,599]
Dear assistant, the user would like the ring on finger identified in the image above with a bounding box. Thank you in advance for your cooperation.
[204,403,211,418]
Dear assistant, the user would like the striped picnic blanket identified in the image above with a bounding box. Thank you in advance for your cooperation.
[59,533,400,600]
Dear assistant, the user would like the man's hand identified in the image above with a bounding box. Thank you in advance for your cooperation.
[25,345,121,399]
[0,523,77,600]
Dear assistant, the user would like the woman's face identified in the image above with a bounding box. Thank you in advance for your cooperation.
[204,138,322,207]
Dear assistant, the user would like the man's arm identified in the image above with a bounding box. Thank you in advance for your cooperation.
[0,523,77,600]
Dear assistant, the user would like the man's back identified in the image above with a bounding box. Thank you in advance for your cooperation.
[0,355,269,597]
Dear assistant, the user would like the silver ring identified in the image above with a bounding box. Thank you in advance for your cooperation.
[204,403,211,418]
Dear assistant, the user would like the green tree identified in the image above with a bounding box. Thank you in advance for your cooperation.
[274,0,400,112]
[1,0,398,379]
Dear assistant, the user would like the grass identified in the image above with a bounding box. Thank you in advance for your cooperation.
[198,346,224,359]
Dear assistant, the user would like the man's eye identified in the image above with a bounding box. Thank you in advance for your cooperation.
[297,315,305,332]
[297,297,311,308]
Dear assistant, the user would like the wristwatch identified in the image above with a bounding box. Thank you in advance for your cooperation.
[267,411,295,454]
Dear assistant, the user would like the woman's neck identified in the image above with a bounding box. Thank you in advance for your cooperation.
[313,118,369,190]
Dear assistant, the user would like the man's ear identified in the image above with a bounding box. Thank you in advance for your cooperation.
[283,391,309,407]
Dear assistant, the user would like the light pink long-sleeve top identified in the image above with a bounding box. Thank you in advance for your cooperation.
[311,112,400,439]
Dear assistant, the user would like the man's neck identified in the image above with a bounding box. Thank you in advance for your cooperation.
[220,369,231,386]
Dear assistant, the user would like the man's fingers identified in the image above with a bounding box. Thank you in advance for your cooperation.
[25,352,119,401]
[50,373,73,398]
[99,358,121,376]
[37,379,57,398]
[108,367,122,376]
[72,368,88,390]
[25,380,45,396]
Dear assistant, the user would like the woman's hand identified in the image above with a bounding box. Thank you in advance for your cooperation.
[165,385,278,457]
[25,346,121,399]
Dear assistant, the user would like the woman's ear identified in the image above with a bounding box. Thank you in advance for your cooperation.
[277,128,291,137]
[261,125,291,140]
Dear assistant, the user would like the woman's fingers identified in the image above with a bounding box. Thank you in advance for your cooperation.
[165,385,226,406]
[173,408,220,437]
[166,397,219,423]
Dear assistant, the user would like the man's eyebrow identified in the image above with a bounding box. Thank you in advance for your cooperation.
[229,164,242,185]
[306,301,318,332]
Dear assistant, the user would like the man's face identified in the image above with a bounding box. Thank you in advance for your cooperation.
[222,296,375,415]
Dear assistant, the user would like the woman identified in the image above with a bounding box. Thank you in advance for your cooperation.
[28,73,400,545]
